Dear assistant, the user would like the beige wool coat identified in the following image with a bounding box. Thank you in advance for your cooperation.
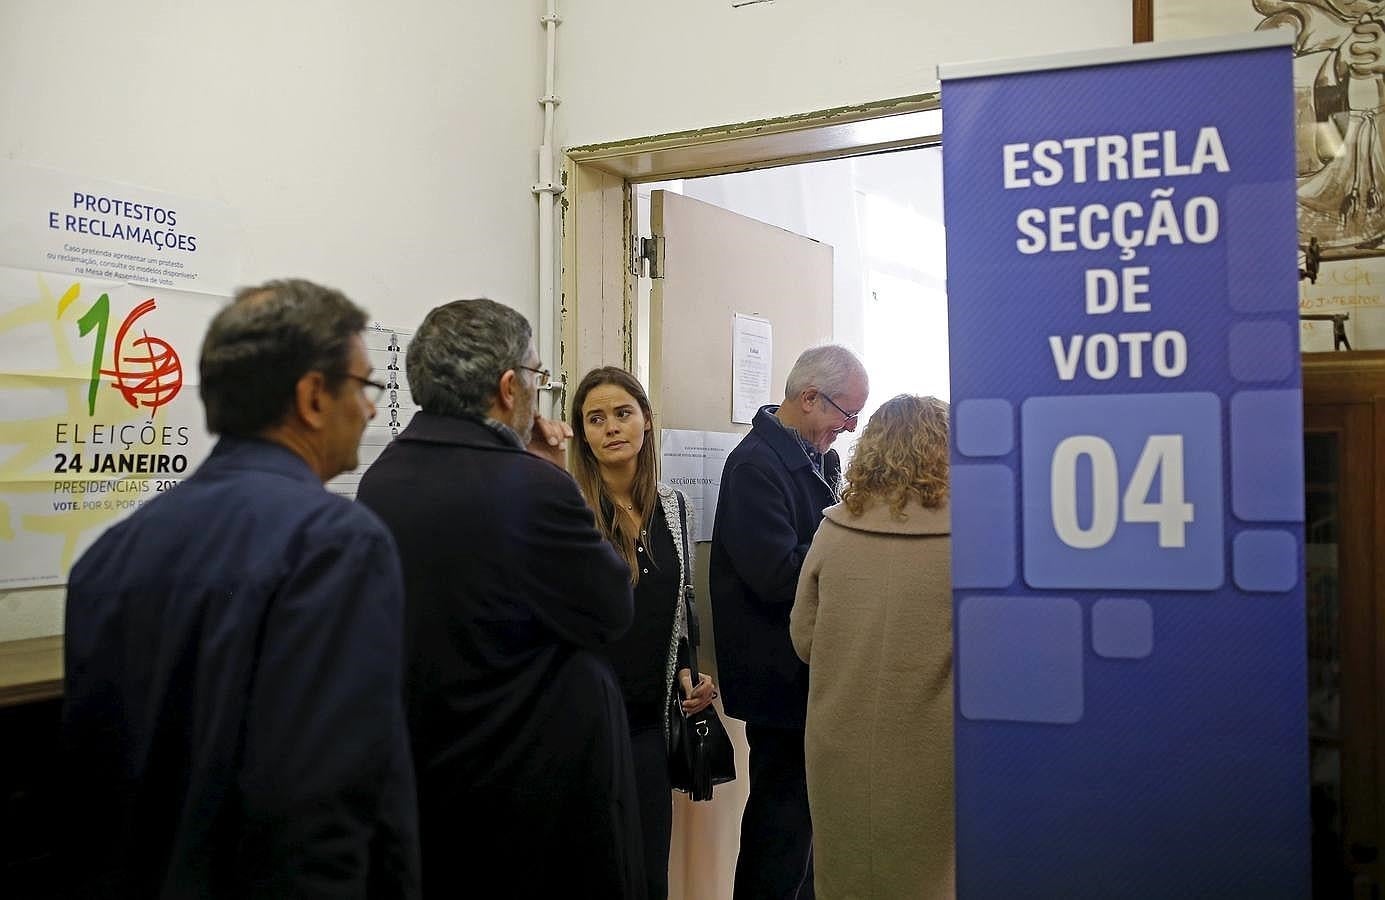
[791,498,954,900]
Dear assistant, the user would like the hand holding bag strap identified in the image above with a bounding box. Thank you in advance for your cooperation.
[669,489,736,800]
[667,491,695,789]
[675,490,700,687]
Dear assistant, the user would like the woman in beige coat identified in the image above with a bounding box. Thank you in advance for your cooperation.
[791,394,953,899]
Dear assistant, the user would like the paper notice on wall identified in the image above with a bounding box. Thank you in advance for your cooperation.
[0,267,222,588]
[0,159,242,297]
[660,428,742,541]
[327,322,419,500]
[731,313,772,424]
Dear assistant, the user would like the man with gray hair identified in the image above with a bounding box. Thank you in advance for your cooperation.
[711,343,868,899]
[63,278,419,897]
[357,298,645,898]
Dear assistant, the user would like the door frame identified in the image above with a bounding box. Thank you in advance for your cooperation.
[558,92,942,411]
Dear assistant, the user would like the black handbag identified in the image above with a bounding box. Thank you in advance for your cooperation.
[667,492,736,802]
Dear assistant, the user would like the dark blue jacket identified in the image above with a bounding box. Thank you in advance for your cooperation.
[62,437,420,899]
[710,405,841,729]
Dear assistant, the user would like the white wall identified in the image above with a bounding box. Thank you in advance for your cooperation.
[560,0,1132,148]
[0,0,544,640]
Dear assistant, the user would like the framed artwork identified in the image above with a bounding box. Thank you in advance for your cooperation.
[1134,1,1385,349]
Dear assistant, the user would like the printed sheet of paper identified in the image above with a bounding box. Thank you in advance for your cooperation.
[327,322,418,500]
[659,428,742,541]
[0,268,223,588]
[0,159,242,297]
[731,313,772,424]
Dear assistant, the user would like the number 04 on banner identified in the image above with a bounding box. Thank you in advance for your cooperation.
[1021,392,1223,590]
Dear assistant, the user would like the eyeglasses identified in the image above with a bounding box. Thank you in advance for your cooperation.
[820,391,862,425]
[517,364,552,387]
[346,374,387,404]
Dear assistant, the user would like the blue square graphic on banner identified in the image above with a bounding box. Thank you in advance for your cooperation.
[1228,320,1295,383]
[952,464,1016,589]
[956,398,1015,457]
[1233,530,1300,592]
[1230,389,1306,523]
[958,595,1083,724]
[1021,392,1224,590]
[1091,597,1154,659]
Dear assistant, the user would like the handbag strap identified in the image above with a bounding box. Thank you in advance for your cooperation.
[674,491,700,687]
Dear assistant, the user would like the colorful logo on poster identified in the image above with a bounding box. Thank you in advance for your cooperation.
[58,287,183,415]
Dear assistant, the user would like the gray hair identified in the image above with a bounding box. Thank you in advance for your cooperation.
[200,278,366,437]
[784,343,866,399]
[407,298,532,418]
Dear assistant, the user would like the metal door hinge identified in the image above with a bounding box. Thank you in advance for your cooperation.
[633,235,664,279]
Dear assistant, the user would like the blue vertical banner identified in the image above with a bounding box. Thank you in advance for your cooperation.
[941,34,1307,898]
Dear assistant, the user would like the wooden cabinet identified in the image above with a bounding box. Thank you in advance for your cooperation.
[1303,351,1385,896]
[0,698,61,896]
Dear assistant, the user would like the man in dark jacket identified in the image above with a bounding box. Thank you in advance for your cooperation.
[711,344,868,899]
[358,299,645,899]
[63,279,420,898]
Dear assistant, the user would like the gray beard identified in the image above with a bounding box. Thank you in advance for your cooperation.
[510,392,535,445]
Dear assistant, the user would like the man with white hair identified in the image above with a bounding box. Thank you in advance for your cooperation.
[710,343,868,899]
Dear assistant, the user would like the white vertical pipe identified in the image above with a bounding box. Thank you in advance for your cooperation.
[536,0,561,416]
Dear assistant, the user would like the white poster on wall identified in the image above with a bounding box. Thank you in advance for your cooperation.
[731,313,772,424]
[660,428,742,541]
[0,160,242,297]
[0,267,223,588]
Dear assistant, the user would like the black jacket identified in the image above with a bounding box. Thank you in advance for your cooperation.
[358,413,646,899]
[710,405,841,729]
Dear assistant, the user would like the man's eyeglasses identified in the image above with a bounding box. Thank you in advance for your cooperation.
[517,364,552,387]
[346,374,387,404]
[820,391,862,426]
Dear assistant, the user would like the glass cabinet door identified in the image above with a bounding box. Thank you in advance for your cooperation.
[1305,431,1346,897]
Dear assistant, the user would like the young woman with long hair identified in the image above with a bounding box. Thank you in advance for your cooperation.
[569,366,717,900]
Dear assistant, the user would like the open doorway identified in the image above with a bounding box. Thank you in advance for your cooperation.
[634,145,947,461]
[564,101,944,898]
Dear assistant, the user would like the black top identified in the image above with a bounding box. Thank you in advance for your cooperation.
[606,507,680,732]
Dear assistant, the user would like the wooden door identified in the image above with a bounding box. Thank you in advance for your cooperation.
[648,189,834,899]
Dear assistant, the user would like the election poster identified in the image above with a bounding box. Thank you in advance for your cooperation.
[941,34,1307,896]
[0,159,241,297]
[0,163,241,588]
[0,269,221,588]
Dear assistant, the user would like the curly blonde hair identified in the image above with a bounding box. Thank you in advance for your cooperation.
[841,394,949,517]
